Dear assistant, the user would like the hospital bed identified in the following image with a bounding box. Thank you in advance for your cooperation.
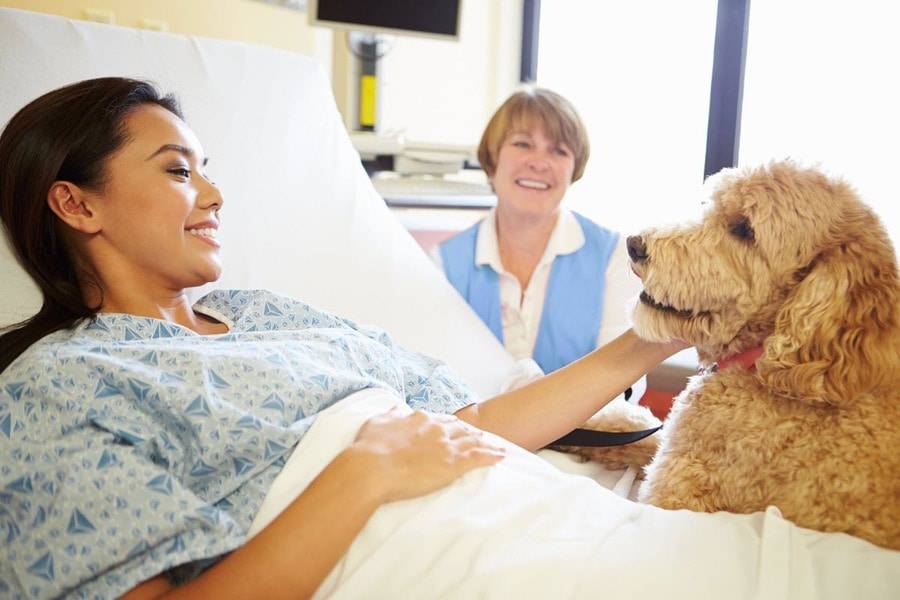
[0,8,897,599]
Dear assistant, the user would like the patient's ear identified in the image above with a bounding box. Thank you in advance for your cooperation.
[47,181,102,234]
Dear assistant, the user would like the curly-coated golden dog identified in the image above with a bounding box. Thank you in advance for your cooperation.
[622,160,899,550]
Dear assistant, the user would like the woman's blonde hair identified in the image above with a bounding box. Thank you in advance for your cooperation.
[477,88,590,182]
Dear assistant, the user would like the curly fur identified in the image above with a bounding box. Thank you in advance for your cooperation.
[553,397,661,475]
[628,160,899,550]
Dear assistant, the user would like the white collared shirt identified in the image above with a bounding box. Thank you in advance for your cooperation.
[432,208,645,399]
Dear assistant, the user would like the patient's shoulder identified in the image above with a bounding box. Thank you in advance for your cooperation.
[0,322,89,378]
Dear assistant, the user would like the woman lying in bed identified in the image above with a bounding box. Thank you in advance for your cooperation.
[0,78,685,599]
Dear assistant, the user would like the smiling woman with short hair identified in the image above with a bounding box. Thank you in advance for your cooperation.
[436,88,643,383]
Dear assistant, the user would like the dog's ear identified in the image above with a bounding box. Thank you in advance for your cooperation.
[756,226,899,407]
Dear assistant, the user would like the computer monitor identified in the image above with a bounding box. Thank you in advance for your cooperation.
[308,0,461,41]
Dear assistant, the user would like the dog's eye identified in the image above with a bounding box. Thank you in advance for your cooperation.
[729,217,755,242]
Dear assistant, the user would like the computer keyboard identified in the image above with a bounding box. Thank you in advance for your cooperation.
[373,176,496,208]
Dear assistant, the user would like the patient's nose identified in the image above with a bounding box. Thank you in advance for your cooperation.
[627,235,648,262]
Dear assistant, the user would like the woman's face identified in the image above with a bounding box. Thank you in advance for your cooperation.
[491,120,575,222]
[87,104,224,291]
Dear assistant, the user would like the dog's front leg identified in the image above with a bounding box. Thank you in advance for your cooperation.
[638,449,728,512]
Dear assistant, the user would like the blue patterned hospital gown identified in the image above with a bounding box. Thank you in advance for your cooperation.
[0,289,474,599]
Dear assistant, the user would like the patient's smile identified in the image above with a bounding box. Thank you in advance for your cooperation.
[186,226,220,247]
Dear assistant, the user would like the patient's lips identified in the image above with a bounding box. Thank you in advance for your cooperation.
[185,219,220,248]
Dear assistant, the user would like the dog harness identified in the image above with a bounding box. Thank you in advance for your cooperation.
[716,346,764,371]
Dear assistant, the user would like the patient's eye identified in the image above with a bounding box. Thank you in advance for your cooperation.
[729,217,755,242]
[168,167,191,180]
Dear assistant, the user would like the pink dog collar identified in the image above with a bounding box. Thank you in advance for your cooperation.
[716,346,764,371]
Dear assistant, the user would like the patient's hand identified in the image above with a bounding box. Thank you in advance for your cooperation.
[347,408,505,503]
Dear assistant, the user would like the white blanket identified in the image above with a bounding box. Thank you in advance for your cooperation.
[249,389,900,600]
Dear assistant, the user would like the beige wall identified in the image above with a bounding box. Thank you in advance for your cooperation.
[3,0,522,146]
[0,0,332,61]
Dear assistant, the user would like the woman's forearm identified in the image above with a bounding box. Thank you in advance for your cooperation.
[126,449,386,600]
[456,330,683,451]
[124,409,504,600]
[180,449,382,599]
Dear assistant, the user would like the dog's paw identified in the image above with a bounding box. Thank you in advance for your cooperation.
[552,398,662,470]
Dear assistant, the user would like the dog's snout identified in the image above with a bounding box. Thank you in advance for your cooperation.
[627,235,648,262]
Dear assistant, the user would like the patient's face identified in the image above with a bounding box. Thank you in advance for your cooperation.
[491,120,574,223]
[86,104,224,293]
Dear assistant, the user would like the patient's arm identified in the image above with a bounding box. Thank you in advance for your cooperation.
[122,449,387,600]
[455,329,686,451]
[122,410,503,599]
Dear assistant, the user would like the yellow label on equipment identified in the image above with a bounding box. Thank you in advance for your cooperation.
[360,75,377,127]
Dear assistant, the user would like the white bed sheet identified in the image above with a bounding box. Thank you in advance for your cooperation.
[250,389,900,600]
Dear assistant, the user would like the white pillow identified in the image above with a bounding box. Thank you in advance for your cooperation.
[0,8,514,398]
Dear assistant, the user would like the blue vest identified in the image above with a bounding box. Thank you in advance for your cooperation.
[440,212,619,374]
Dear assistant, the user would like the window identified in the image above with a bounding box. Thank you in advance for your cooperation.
[537,1,719,234]
[537,1,898,245]
[739,0,899,246]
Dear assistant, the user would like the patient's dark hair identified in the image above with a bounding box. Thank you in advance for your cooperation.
[0,77,182,373]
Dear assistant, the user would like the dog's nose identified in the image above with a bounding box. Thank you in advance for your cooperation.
[627,235,648,262]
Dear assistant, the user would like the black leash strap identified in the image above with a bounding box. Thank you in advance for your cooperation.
[549,425,662,448]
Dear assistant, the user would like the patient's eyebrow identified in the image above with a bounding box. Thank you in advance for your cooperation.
[146,144,209,166]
